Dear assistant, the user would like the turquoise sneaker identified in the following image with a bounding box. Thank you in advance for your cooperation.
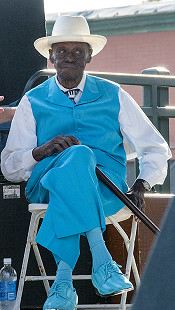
[91,260,134,297]
[43,282,78,310]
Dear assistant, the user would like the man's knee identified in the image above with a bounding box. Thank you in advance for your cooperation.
[51,145,97,172]
[69,145,96,162]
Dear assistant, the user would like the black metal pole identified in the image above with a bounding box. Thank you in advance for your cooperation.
[96,167,160,235]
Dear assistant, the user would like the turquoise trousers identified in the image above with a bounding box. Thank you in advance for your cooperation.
[26,145,127,268]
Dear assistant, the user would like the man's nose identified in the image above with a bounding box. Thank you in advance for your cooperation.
[65,51,75,62]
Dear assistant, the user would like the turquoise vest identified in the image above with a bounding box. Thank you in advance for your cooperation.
[26,74,127,180]
[25,75,128,267]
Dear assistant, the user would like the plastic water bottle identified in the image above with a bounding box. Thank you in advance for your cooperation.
[0,258,17,310]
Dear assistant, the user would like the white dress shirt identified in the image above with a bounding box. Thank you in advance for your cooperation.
[1,74,171,186]
[55,73,85,104]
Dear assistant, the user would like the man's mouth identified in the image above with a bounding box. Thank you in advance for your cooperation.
[63,65,77,68]
[62,62,77,67]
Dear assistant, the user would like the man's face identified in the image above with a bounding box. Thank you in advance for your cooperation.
[49,42,92,86]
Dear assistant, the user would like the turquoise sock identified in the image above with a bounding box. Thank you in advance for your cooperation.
[55,260,73,287]
[85,227,112,272]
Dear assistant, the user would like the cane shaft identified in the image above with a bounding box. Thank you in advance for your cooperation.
[96,167,160,235]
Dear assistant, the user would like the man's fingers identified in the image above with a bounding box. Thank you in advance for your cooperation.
[39,134,81,160]
[64,137,77,147]
[134,216,141,223]
[53,135,81,147]
[127,191,146,222]
[0,96,4,101]
[69,135,81,145]
[58,140,71,150]
[54,144,65,154]
[139,199,146,212]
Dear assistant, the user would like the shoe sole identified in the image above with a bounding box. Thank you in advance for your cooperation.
[43,304,77,310]
[95,286,134,297]
[43,304,77,309]
[43,295,78,310]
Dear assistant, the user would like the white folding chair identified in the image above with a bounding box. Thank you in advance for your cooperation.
[15,203,140,310]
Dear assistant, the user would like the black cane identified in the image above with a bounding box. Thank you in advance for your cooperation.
[96,167,160,235]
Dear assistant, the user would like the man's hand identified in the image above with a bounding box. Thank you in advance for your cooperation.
[126,179,147,222]
[32,135,82,162]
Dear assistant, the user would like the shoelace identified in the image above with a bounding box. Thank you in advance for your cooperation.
[105,262,123,280]
[49,282,70,297]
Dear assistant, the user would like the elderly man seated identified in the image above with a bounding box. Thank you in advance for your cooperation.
[1,15,171,310]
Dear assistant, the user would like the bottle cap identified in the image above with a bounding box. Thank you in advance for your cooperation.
[3,258,11,265]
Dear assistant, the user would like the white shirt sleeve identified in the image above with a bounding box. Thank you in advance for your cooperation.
[118,87,172,187]
[1,87,172,187]
[1,95,38,182]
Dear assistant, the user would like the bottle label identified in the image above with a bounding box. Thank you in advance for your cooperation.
[0,281,16,301]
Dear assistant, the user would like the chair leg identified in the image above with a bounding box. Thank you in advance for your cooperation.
[32,241,50,295]
[108,216,140,286]
[107,216,140,310]
[15,212,40,310]
[119,218,138,310]
[29,210,51,295]
[127,220,140,288]
[125,218,138,280]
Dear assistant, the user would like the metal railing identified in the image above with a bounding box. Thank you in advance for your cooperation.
[22,67,175,192]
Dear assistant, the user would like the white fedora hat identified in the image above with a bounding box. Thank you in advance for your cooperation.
[34,15,107,58]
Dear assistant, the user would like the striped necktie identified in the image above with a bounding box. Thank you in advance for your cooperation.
[64,89,80,102]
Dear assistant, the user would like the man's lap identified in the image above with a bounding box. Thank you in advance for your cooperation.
[25,145,127,217]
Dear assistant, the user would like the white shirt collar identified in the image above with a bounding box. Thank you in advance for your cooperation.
[55,72,86,92]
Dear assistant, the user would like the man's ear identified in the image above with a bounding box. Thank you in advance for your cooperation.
[87,48,93,64]
[49,49,54,64]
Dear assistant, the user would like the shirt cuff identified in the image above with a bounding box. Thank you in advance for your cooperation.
[22,149,38,170]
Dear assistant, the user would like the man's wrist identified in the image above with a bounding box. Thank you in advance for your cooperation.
[136,179,151,192]
[32,147,46,162]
